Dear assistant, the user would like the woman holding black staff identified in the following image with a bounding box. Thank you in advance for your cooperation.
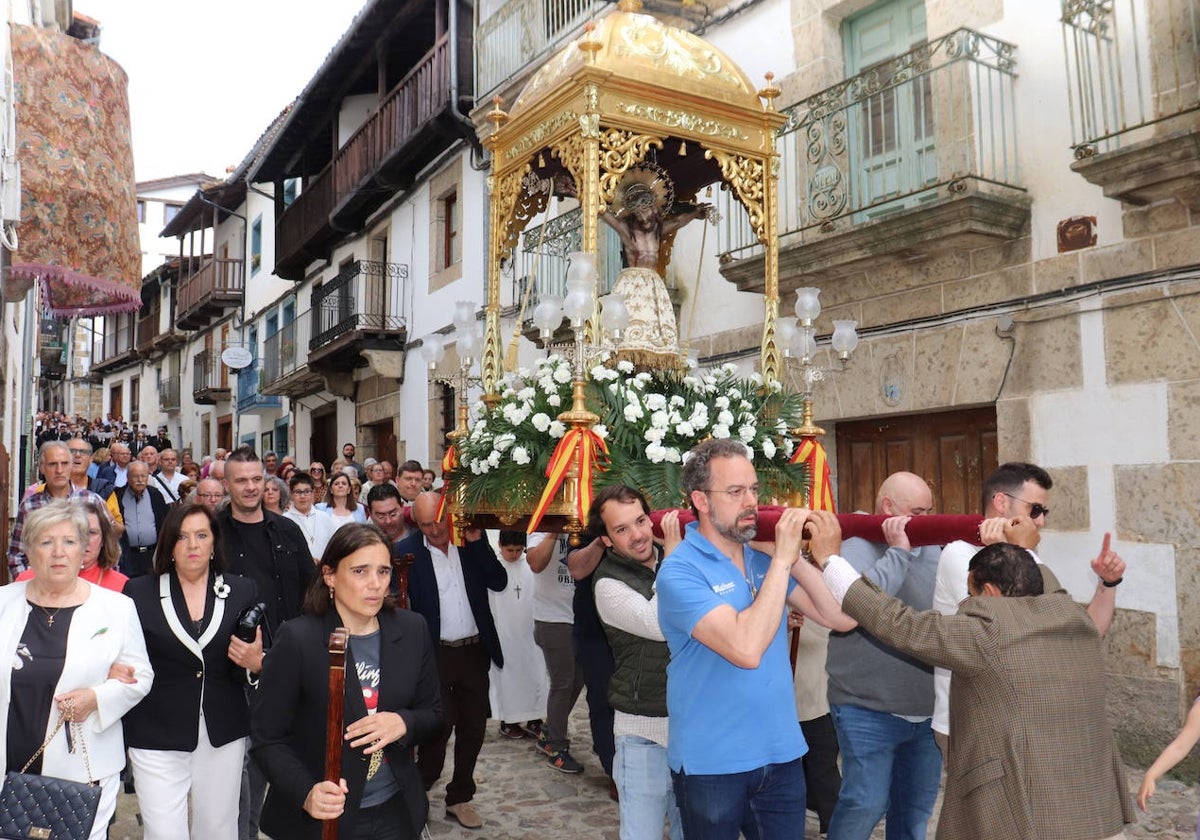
[122,501,263,839]
[252,523,441,840]
[0,500,153,840]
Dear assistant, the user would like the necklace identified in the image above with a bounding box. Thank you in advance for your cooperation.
[38,605,62,628]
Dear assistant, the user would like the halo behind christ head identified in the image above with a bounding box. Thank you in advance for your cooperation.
[610,162,675,218]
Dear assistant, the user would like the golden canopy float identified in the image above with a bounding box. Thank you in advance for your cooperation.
[6,24,140,315]
[447,0,807,539]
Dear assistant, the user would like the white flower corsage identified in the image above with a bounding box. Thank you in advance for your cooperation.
[213,577,231,599]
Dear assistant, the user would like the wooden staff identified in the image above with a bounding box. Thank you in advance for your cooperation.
[323,627,350,840]
[393,553,415,610]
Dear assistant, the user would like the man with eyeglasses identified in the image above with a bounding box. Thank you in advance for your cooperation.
[656,439,854,839]
[195,478,226,512]
[65,439,125,536]
[283,472,335,563]
[825,472,940,840]
[931,462,1125,754]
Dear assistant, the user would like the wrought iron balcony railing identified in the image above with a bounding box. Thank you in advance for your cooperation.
[160,375,181,411]
[718,28,1021,259]
[262,312,311,387]
[475,0,606,98]
[192,348,230,399]
[309,261,409,351]
[1062,0,1200,156]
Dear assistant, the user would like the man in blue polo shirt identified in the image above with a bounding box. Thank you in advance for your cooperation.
[657,439,854,839]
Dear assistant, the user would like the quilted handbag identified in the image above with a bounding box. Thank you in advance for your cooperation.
[0,702,100,840]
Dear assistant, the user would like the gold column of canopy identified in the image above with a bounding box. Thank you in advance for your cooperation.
[481,0,786,391]
[8,24,140,315]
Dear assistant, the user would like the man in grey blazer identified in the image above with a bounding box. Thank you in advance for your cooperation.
[803,512,1134,840]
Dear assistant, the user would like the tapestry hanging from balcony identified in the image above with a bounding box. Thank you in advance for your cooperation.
[9,23,140,316]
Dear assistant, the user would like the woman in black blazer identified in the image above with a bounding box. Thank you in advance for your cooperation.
[251,523,441,840]
[123,501,263,840]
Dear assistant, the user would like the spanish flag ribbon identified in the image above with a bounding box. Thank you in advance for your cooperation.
[527,428,609,534]
[438,444,464,546]
[790,436,835,512]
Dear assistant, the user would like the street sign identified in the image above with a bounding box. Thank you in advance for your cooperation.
[221,346,253,370]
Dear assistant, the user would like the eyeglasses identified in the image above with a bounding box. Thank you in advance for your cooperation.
[1002,492,1050,520]
[292,488,314,496]
[705,485,759,501]
[309,467,325,474]
[197,492,224,500]
[68,449,90,456]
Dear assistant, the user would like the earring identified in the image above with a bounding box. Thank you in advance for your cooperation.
[328,586,335,598]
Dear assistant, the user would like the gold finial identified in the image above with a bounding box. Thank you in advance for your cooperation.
[678,140,687,157]
[487,96,509,130]
[617,0,644,11]
[578,21,601,62]
[758,72,782,111]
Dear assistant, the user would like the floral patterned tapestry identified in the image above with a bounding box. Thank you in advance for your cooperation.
[9,23,140,315]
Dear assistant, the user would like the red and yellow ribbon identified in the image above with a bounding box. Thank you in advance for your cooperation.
[527,428,608,533]
[437,444,463,546]
[790,436,835,512]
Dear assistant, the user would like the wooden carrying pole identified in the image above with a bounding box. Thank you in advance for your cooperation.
[323,628,351,840]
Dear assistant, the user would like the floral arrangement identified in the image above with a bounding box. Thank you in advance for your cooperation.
[451,354,810,514]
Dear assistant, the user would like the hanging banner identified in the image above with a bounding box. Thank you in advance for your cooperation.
[9,23,140,315]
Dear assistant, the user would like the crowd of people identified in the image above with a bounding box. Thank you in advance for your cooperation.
[0,427,1194,840]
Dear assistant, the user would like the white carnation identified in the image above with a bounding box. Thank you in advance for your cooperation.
[675,421,695,437]
[738,425,756,443]
[553,364,572,384]
[762,438,777,459]
[711,424,731,439]
[531,413,552,433]
[548,421,567,438]
[644,393,667,411]
[717,410,735,426]
[547,394,562,407]
[617,360,635,374]
[511,446,531,465]
[663,447,682,463]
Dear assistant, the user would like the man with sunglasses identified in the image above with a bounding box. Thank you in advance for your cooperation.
[931,462,1125,753]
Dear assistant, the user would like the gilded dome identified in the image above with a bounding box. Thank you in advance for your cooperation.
[510,0,760,115]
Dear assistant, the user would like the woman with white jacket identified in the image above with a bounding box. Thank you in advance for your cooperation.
[0,500,153,840]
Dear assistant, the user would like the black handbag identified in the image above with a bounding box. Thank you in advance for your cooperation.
[0,703,100,840]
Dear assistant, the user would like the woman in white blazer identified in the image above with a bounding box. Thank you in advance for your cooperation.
[0,500,153,840]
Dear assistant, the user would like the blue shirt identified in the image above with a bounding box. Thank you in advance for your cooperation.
[656,522,806,774]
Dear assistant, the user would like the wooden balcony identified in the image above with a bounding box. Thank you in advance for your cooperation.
[275,36,454,281]
[91,316,139,374]
[261,312,324,398]
[192,348,231,405]
[177,258,245,330]
[307,261,409,373]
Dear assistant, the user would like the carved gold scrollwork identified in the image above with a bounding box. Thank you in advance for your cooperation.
[493,165,544,257]
[549,134,588,198]
[705,148,767,243]
[614,103,749,141]
[597,129,665,206]
[508,110,578,162]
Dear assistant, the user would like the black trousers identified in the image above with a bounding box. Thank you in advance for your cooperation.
[573,629,615,777]
[800,713,842,833]
[417,641,490,806]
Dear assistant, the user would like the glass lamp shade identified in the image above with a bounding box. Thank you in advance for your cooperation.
[600,294,630,335]
[563,288,593,327]
[458,326,481,362]
[797,326,817,360]
[452,300,477,333]
[565,251,598,293]
[775,316,798,355]
[420,334,444,368]
[832,320,859,359]
[794,287,822,323]
[532,294,563,339]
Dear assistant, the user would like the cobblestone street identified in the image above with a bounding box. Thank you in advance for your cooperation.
[106,699,1199,839]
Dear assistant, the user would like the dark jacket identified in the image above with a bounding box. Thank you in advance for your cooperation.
[218,507,313,634]
[117,484,170,551]
[593,547,669,717]
[394,531,507,667]
[123,571,258,750]
[251,608,442,840]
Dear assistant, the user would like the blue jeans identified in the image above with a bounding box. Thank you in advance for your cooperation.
[671,756,806,840]
[615,735,683,840]
[828,704,942,840]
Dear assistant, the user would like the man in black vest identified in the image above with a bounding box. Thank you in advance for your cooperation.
[590,485,682,840]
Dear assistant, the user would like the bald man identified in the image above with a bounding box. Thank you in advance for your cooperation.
[825,472,942,840]
[396,492,507,830]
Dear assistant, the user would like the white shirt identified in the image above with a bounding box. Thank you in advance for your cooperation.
[427,538,479,641]
[151,469,185,501]
[931,540,1042,736]
[284,507,337,561]
[594,573,669,746]
[528,532,575,624]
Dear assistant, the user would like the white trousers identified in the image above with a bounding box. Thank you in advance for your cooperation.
[89,772,119,840]
[129,725,246,840]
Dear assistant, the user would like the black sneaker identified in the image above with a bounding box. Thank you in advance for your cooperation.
[499,722,525,739]
[545,745,584,774]
[523,719,543,740]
